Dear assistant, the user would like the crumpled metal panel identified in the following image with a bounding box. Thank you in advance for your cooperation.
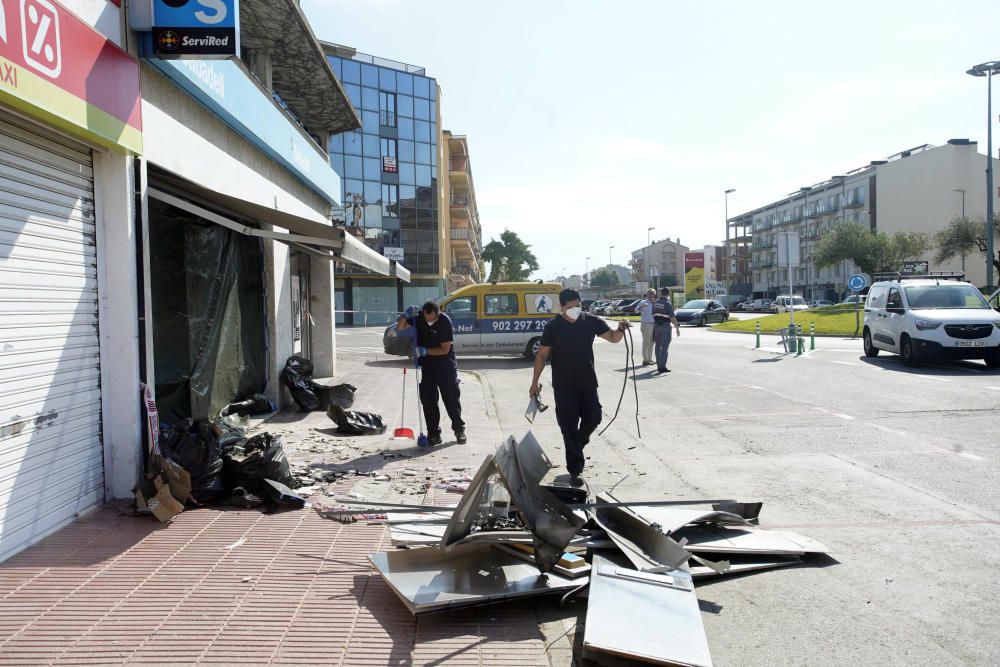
[591,503,692,572]
[368,544,581,615]
[673,525,829,555]
[440,434,585,574]
[584,556,713,667]
[493,434,585,573]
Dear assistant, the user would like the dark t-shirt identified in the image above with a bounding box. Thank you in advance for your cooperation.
[409,313,457,370]
[652,298,675,324]
[540,313,611,390]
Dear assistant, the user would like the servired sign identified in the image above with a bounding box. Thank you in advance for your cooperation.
[0,0,142,152]
[150,0,239,59]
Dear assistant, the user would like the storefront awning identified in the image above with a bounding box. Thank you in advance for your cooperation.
[393,262,411,283]
[147,177,390,275]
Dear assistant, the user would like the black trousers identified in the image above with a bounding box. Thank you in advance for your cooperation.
[419,362,465,436]
[553,386,602,476]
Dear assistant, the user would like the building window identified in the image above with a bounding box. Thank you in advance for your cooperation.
[379,92,396,127]
[381,138,397,173]
[382,184,398,218]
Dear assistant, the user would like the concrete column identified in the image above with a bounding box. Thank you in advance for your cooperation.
[309,257,337,377]
[93,150,142,500]
[264,236,293,408]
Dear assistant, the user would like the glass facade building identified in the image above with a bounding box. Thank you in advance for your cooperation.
[326,54,441,278]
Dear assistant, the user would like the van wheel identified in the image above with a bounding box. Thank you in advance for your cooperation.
[863,329,879,357]
[525,337,542,360]
[900,335,917,367]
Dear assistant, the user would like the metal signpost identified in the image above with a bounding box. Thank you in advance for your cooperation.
[847,273,869,335]
[777,232,800,327]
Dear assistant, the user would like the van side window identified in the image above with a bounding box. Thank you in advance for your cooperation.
[485,294,518,315]
[886,288,902,310]
[867,287,886,309]
[445,296,476,318]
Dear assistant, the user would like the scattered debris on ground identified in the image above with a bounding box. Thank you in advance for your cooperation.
[317,431,832,667]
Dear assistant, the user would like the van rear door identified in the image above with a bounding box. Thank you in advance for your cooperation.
[441,295,479,352]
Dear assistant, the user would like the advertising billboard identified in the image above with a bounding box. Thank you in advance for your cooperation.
[684,252,705,303]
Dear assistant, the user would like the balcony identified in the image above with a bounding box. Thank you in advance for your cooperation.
[843,196,864,209]
[451,227,481,259]
[805,207,822,219]
[451,262,481,283]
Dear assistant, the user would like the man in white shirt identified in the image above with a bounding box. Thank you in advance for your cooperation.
[636,288,657,366]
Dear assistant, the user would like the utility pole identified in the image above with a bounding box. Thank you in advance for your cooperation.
[967,61,999,288]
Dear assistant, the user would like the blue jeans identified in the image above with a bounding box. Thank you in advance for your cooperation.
[553,386,602,475]
[654,323,673,371]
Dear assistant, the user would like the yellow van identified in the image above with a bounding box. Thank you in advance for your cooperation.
[382,282,564,360]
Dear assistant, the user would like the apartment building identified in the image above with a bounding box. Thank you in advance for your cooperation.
[730,140,1000,300]
[444,133,484,291]
[631,238,690,288]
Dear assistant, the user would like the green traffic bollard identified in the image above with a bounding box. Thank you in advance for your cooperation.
[796,327,804,356]
[810,321,815,351]
[755,321,760,348]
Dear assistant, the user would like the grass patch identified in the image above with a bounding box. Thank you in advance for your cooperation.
[713,305,865,336]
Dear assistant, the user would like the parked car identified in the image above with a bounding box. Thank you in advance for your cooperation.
[810,300,835,308]
[582,299,596,312]
[617,299,643,315]
[749,298,772,312]
[674,299,729,326]
[863,276,1000,367]
[770,295,809,313]
[739,301,758,312]
[841,295,867,306]
[607,299,629,315]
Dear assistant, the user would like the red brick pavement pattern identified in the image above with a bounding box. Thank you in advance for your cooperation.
[0,506,550,666]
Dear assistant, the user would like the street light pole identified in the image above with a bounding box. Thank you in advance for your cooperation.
[968,60,1000,288]
[585,256,590,290]
[646,226,655,289]
[724,189,735,287]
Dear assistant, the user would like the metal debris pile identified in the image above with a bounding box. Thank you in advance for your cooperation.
[323,432,831,667]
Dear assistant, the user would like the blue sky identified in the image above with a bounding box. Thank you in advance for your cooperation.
[302,0,1000,280]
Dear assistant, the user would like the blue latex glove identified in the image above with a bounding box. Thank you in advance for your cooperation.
[403,305,419,319]
[415,346,429,358]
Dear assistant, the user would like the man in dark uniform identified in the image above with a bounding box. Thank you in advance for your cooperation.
[398,301,466,446]
[528,289,629,487]
[652,287,681,374]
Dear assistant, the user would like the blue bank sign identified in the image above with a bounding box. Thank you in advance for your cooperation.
[150,0,239,59]
[146,57,341,204]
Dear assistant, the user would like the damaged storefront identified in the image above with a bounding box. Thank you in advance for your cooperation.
[0,1,142,561]
[136,0,404,429]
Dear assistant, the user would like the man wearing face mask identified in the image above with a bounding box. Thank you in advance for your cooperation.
[398,301,466,446]
[528,289,630,487]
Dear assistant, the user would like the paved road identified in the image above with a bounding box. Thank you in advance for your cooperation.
[336,321,1000,665]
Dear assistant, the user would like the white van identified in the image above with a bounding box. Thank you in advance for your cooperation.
[770,295,809,313]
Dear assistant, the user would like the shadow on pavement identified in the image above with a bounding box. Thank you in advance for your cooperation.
[365,357,533,371]
[858,356,1000,376]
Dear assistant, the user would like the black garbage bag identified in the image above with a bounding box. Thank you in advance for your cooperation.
[222,432,298,492]
[281,355,321,411]
[220,393,274,417]
[158,419,226,504]
[321,383,356,410]
[327,404,387,436]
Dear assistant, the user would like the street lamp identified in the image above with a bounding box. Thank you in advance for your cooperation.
[646,226,655,289]
[967,60,1000,288]
[724,188,735,284]
[954,187,966,217]
[585,256,590,288]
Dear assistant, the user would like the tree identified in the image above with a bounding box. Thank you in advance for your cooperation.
[934,216,981,272]
[589,267,620,288]
[481,229,539,282]
[812,221,929,275]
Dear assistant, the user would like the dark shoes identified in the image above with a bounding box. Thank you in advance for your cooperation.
[656,367,671,374]
[570,475,585,488]
[426,433,443,446]
[455,430,467,444]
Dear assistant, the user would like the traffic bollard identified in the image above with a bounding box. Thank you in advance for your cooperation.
[810,322,815,350]
[755,321,760,348]
[796,325,804,356]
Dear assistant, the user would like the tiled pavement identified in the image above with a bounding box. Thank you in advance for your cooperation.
[0,358,553,666]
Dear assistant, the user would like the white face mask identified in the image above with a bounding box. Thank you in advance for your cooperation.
[565,306,582,320]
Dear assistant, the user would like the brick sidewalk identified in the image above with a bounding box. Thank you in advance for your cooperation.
[0,360,553,666]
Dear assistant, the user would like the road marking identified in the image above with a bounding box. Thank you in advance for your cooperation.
[746,385,765,390]
[830,360,859,366]
[987,386,1000,391]
[958,452,986,462]
[814,407,855,421]
[871,424,909,437]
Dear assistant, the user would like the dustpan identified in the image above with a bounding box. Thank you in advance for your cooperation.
[393,367,415,440]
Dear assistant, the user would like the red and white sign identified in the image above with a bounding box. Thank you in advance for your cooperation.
[382,155,397,173]
[0,0,141,152]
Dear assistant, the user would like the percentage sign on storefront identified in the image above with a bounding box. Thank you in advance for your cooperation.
[20,0,61,78]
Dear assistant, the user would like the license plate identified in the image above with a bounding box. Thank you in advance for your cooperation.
[956,341,986,347]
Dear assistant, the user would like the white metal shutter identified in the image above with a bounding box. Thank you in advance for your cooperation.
[0,111,102,562]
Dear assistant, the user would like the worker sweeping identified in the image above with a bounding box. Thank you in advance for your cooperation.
[397,301,466,446]
[528,289,630,487]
